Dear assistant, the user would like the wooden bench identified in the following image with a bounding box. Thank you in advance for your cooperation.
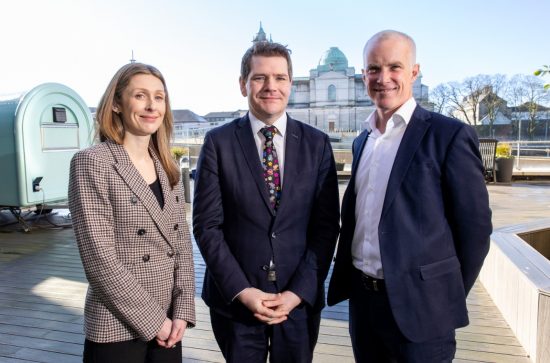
[478,138,498,183]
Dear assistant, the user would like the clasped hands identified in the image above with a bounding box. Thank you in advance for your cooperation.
[238,287,302,325]
[156,318,187,348]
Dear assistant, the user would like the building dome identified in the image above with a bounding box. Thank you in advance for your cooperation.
[318,47,348,72]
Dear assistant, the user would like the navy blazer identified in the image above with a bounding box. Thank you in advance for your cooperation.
[193,114,340,321]
[327,106,492,342]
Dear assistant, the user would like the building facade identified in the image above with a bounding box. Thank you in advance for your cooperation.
[286,46,430,131]
[201,25,432,132]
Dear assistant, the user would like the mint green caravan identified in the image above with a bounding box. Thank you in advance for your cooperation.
[0,83,93,207]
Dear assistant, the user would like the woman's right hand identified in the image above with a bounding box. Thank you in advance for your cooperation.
[155,318,172,347]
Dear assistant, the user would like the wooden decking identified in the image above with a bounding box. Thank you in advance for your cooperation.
[2,181,547,362]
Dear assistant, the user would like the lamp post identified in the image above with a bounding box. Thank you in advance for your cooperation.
[516,116,521,169]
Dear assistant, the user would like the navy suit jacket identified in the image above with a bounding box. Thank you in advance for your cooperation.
[327,106,492,342]
[193,114,340,321]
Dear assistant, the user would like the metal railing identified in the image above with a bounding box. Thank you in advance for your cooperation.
[498,140,550,171]
[506,140,550,158]
[173,122,231,144]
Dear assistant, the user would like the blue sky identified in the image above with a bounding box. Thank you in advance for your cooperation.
[1,0,549,115]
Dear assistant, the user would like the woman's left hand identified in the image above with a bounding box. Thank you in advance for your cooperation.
[165,319,188,348]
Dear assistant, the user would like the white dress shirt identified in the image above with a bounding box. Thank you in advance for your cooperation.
[352,98,417,278]
[249,112,287,187]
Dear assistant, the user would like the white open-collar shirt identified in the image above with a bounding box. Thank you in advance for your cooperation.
[249,112,287,187]
[352,98,417,279]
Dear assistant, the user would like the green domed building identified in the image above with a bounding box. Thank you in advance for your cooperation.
[205,25,431,132]
[287,43,430,132]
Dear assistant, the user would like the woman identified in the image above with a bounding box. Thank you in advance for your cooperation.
[68,63,195,362]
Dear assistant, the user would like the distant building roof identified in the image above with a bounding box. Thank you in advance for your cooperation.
[203,110,248,119]
[204,111,237,118]
[509,102,550,112]
[173,109,206,123]
[480,111,512,125]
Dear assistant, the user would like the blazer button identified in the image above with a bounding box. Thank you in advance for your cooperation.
[130,196,138,204]
[167,251,175,258]
[173,224,179,231]
[262,265,269,271]
[142,254,150,262]
[137,229,146,236]
[271,232,277,239]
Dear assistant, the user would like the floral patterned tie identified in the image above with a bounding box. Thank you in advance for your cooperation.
[260,126,281,209]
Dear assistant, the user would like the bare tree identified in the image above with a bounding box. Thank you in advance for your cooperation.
[445,81,472,124]
[506,75,525,137]
[481,74,508,137]
[445,75,491,126]
[430,84,452,116]
[506,74,550,140]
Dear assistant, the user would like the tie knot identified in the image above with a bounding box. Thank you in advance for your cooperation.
[260,126,278,140]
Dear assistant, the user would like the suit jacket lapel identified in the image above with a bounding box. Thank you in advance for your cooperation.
[381,106,431,218]
[107,141,174,247]
[352,129,371,175]
[151,148,175,244]
[276,116,301,215]
[344,128,371,197]
[341,130,370,230]
[235,115,274,214]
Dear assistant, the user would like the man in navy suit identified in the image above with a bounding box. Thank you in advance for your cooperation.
[193,41,340,363]
[327,30,492,362]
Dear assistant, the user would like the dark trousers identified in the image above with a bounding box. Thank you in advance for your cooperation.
[210,308,321,363]
[349,269,456,363]
[83,338,182,363]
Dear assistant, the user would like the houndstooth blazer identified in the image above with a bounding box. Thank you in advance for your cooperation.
[68,140,195,343]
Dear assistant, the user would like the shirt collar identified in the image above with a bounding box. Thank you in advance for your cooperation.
[365,97,417,133]
[393,97,417,126]
[249,112,287,138]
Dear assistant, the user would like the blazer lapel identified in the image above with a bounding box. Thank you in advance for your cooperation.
[107,141,174,247]
[150,148,175,245]
[235,115,274,214]
[381,106,431,218]
[275,116,301,215]
[352,129,371,175]
[345,129,371,195]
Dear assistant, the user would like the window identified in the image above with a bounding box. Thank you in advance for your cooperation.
[328,85,336,102]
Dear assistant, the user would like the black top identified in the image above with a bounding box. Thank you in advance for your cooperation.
[149,178,164,209]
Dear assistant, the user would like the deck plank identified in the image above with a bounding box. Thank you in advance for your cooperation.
[1,181,542,362]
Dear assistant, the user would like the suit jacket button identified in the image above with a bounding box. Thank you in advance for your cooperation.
[262,265,269,271]
[271,232,277,239]
[167,251,175,258]
[137,229,146,236]
[173,224,179,231]
[142,254,150,262]
[131,196,138,204]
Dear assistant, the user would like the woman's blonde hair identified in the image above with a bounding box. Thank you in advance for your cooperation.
[96,63,180,187]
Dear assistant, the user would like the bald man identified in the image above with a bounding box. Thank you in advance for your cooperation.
[328,30,492,362]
